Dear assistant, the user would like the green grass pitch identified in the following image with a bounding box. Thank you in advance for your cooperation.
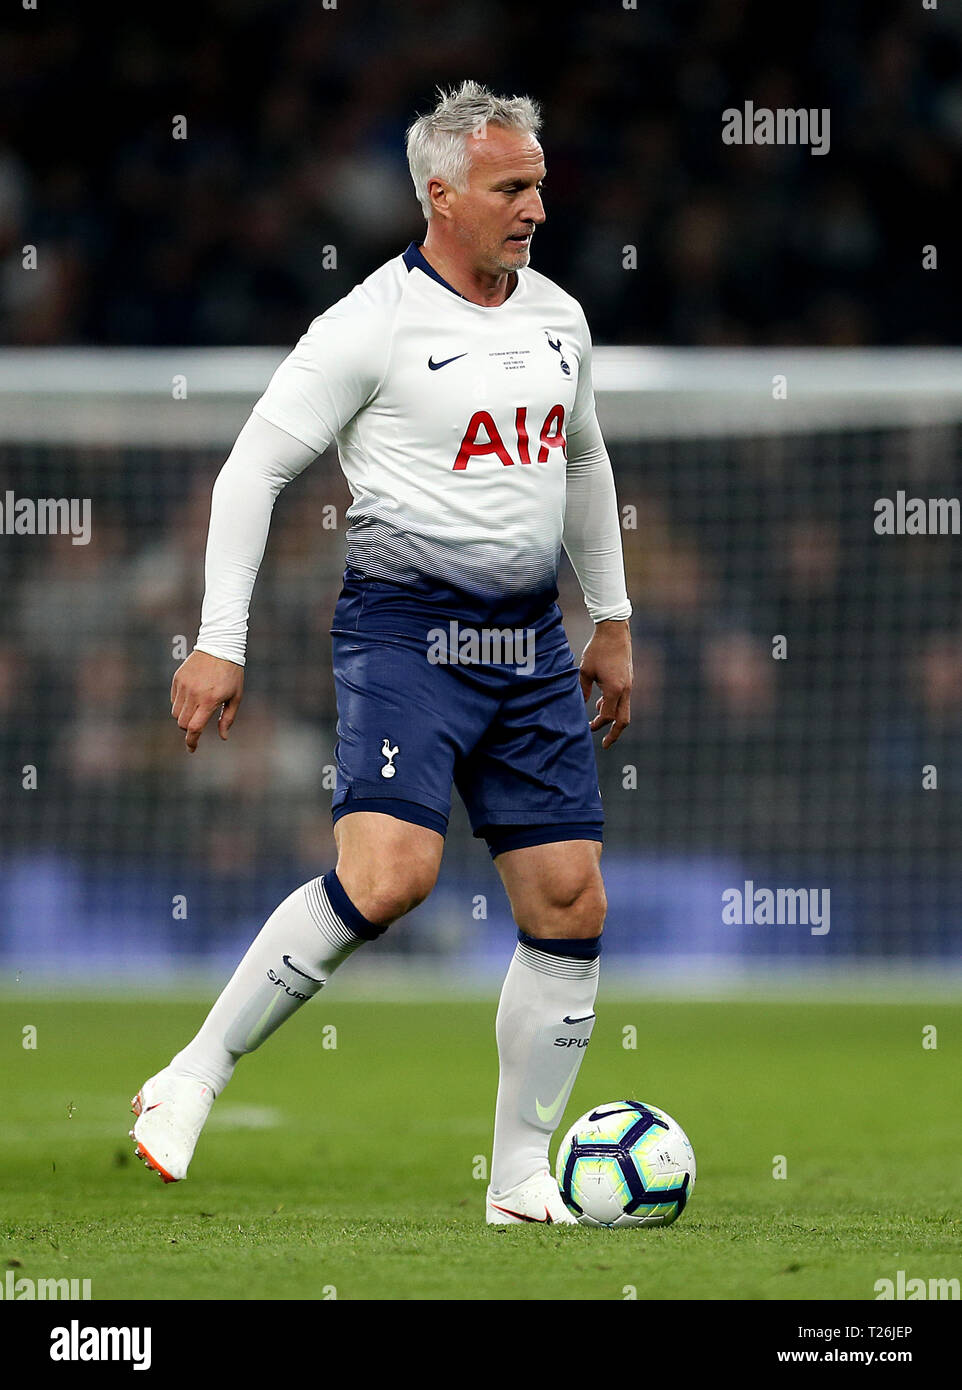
[1,994,958,1301]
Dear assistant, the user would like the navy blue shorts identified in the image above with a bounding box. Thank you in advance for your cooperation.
[329,568,604,858]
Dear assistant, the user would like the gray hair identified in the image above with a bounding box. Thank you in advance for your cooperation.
[405,79,542,219]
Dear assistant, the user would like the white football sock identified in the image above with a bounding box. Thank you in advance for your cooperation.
[170,873,370,1095]
[489,934,600,1196]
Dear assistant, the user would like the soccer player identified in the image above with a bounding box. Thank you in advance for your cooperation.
[131,80,633,1224]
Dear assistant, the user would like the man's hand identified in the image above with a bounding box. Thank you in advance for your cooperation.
[579,618,632,749]
[171,650,245,753]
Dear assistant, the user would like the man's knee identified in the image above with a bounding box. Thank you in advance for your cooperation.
[334,812,442,927]
[556,871,607,938]
[515,864,607,940]
[351,867,436,927]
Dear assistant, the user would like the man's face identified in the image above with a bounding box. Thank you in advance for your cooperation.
[434,126,546,275]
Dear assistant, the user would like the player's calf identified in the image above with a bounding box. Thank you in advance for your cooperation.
[128,868,388,1182]
[486,839,605,1215]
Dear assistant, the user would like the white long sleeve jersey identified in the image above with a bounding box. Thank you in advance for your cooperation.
[195,242,632,666]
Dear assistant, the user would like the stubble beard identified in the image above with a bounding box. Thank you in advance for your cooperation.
[492,239,531,274]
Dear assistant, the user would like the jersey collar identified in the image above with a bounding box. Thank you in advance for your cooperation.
[402,241,520,306]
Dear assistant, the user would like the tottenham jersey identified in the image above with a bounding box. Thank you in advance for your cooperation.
[251,242,599,603]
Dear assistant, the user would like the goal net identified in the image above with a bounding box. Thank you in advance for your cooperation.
[2,347,961,987]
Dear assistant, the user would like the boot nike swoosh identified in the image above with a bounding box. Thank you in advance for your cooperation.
[489,1202,553,1224]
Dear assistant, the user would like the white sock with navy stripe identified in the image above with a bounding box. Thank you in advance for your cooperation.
[169,871,375,1095]
[489,930,601,1197]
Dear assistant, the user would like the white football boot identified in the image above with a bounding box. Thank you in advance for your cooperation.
[486,1169,579,1225]
[130,1069,216,1183]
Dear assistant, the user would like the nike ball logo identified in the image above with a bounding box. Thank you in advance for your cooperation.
[588,1107,637,1122]
[428,353,467,371]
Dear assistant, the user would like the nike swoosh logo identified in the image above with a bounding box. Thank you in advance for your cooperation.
[282,954,323,984]
[588,1107,638,1123]
[563,1014,595,1025]
[535,1056,583,1126]
[428,353,467,371]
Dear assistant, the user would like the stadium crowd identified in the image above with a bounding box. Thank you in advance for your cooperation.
[1,0,961,348]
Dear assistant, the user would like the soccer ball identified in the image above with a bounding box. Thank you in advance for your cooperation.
[555,1100,695,1227]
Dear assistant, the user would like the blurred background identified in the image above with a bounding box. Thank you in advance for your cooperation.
[2,0,962,990]
[3,0,962,348]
